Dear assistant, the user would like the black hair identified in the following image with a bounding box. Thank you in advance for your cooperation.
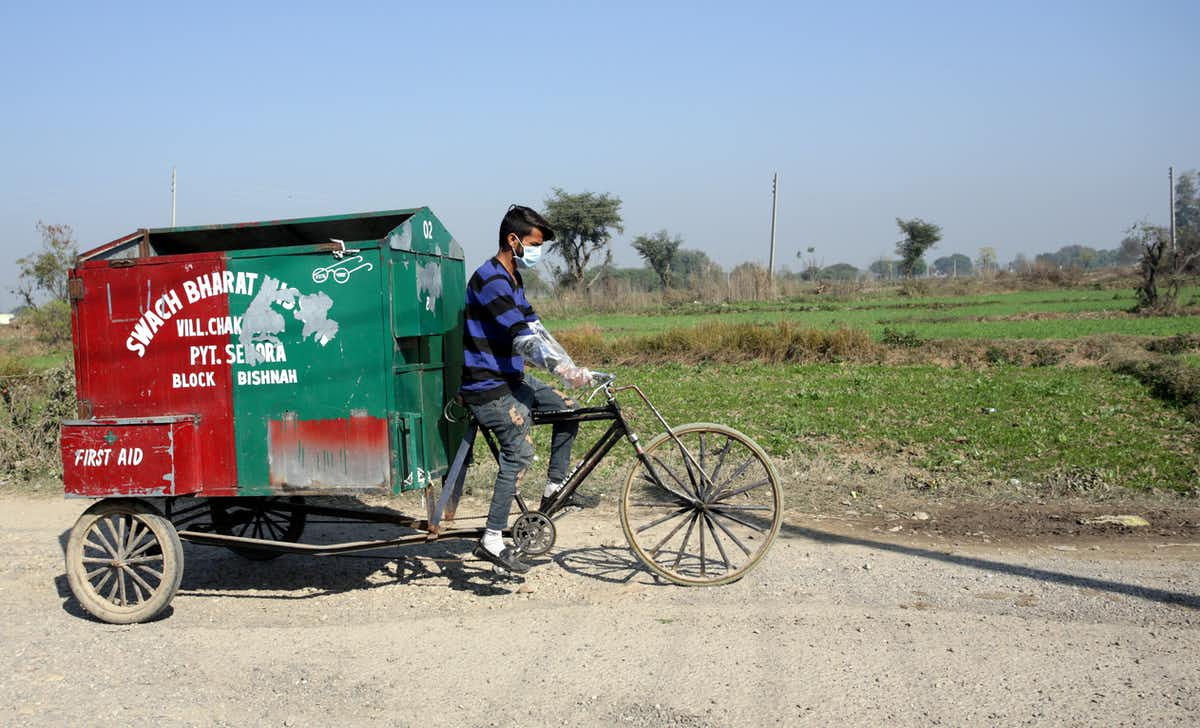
[498,204,555,250]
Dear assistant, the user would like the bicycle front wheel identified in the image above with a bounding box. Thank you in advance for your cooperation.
[620,423,782,586]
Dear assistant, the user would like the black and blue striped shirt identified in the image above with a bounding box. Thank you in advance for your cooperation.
[461,257,539,403]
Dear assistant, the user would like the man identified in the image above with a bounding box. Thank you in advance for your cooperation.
[462,204,593,574]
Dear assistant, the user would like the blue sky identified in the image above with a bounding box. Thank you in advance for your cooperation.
[2,1,1197,309]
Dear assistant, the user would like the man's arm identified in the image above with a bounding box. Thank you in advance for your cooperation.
[513,321,592,387]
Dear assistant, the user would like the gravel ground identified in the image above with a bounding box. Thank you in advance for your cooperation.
[1,495,1197,727]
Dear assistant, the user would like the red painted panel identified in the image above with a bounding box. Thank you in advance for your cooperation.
[69,255,238,495]
[267,414,390,492]
[61,419,195,497]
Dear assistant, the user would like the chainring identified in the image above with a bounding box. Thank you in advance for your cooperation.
[511,511,557,556]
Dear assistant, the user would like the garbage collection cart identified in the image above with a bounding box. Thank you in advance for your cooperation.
[61,207,783,624]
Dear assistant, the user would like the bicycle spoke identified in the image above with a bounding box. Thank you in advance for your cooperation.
[703,513,731,572]
[713,457,756,495]
[699,514,707,576]
[710,507,767,533]
[639,467,697,506]
[709,438,734,485]
[709,478,772,504]
[651,454,701,500]
[649,511,696,557]
[708,503,773,511]
[708,510,753,556]
[672,513,699,570]
[675,440,701,494]
[636,506,691,534]
[630,501,688,508]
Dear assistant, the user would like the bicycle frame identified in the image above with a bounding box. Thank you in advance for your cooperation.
[473,380,699,519]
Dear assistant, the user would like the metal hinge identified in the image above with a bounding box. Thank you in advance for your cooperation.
[68,278,85,301]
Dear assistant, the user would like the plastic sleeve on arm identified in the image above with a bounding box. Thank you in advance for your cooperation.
[512,333,575,373]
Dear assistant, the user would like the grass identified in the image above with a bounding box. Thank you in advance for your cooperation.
[543,287,1200,342]
[566,362,1198,494]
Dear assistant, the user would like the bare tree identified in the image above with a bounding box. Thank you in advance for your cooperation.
[1133,222,1197,312]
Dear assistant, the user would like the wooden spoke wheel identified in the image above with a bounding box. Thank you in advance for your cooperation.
[620,423,782,586]
[65,498,184,624]
[209,496,306,561]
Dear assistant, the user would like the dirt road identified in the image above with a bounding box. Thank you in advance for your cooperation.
[1,495,1197,727]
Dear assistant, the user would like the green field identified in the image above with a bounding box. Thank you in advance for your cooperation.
[544,287,1200,342]
[5,282,1199,496]
[598,362,1197,493]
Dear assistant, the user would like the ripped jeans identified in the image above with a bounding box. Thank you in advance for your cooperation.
[468,377,579,531]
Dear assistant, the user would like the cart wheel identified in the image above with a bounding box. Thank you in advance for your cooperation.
[209,496,306,561]
[65,498,184,624]
[512,511,556,556]
[620,423,782,586]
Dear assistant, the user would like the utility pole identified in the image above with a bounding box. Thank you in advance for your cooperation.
[768,173,778,285]
[1169,166,1176,254]
[170,166,177,227]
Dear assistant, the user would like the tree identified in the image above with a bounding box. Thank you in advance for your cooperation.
[14,222,78,307]
[542,188,624,289]
[894,218,942,277]
[631,230,683,289]
[1117,235,1142,266]
[976,246,998,275]
[819,263,860,281]
[1175,170,1200,273]
[672,248,723,288]
[1176,171,1200,231]
[869,258,898,279]
[796,246,821,281]
[933,253,973,277]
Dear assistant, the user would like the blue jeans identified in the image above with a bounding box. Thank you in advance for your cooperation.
[468,377,579,531]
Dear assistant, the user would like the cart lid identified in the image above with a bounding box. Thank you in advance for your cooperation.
[80,208,450,261]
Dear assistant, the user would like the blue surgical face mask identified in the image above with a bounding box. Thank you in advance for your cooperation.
[515,239,543,269]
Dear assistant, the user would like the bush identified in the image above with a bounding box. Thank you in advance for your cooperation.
[0,366,76,482]
[1106,348,1200,422]
[1031,345,1064,367]
[1144,334,1200,356]
[18,300,72,346]
[880,327,924,348]
[985,345,1021,366]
